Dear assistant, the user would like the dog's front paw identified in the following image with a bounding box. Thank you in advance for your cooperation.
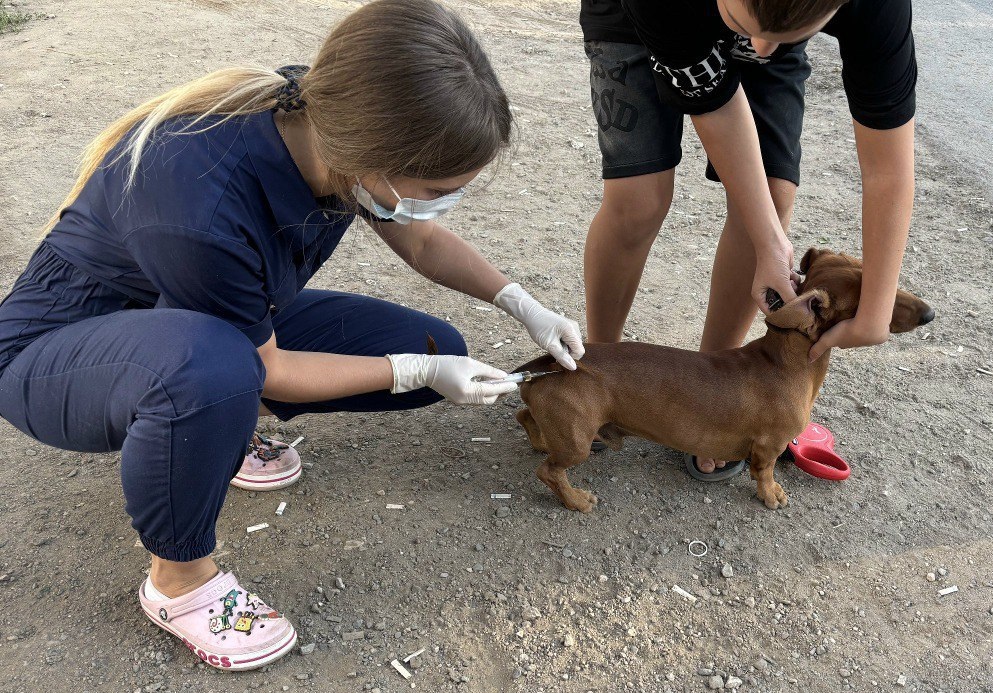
[561,488,598,513]
[757,481,789,510]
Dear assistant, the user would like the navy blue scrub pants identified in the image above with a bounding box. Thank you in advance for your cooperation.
[0,243,466,561]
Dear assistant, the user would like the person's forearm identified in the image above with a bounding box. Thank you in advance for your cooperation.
[691,87,786,252]
[408,221,511,301]
[262,350,393,403]
[854,119,915,326]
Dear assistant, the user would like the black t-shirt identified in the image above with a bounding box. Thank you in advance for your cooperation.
[580,0,917,130]
[579,0,640,44]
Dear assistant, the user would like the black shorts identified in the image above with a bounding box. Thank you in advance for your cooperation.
[585,40,811,186]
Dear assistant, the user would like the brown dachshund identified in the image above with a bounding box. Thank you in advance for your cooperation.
[514,248,934,512]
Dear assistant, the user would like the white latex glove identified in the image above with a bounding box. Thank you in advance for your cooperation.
[493,283,585,370]
[386,353,518,405]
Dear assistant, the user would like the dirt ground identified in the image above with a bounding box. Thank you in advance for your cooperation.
[1,0,992,692]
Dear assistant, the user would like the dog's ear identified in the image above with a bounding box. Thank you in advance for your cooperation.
[799,248,825,275]
[765,289,830,338]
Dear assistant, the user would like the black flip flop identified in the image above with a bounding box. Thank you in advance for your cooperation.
[683,453,747,482]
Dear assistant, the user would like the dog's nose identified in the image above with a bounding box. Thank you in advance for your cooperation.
[919,307,935,325]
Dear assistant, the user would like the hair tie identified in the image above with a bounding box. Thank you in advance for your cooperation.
[274,64,310,112]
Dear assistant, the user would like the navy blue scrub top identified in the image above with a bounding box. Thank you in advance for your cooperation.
[45,110,378,348]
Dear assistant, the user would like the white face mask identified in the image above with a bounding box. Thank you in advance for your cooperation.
[352,176,464,225]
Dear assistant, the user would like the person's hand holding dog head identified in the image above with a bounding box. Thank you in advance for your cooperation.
[752,236,801,315]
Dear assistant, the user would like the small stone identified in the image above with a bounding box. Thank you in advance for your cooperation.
[563,633,575,647]
[562,548,574,558]
[26,449,37,456]
[295,673,310,680]
[495,506,511,518]
[704,496,713,504]
[896,674,907,687]
[745,596,756,608]
[754,658,769,671]
[343,630,365,641]
[725,676,743,689]
[938,567,948,576]
[839,669,851,678]
[299,643,316,655]
[335,577,345,589]
[721,563,734,578]
[522,606,541,621]
[698,667,714,676]
[926,572,936,582]
[709,674,725,689]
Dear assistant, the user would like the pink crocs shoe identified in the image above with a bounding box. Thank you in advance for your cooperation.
[139,571,296,671]
[231,433,302,491]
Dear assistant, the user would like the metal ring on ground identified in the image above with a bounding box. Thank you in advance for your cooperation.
[688,540,708,558]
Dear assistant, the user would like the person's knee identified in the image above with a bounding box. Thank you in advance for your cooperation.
[725,178,797,237]
[598,173,675,247]
[769,178,797,230]
[153,312,265,414]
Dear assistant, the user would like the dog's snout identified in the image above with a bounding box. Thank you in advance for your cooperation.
[919,307,935,326]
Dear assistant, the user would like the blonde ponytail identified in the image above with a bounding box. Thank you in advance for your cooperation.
[41,67,287,236]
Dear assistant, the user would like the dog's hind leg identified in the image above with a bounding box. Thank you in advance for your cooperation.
[516,407,547,452]
[537,450,598,512]
[750,443,788,510]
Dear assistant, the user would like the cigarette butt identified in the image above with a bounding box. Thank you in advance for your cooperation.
[474,306,493,311]
[938,585,959,596]
[289,436,305,448]
[977,368,993,376]
[472,437,492,443]
[275,502,287,516]
[491,342,503,349]
[391,659,413,679]
[672,584,697,603]
[897,366,912,372]
[403,648,426,663]
[490,493,512,499]
[247,522,269,533]
[386,503,405,510]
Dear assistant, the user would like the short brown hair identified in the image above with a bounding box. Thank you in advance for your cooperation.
[750,0,850,33]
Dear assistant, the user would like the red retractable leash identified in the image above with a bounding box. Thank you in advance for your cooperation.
[785,422,851,481]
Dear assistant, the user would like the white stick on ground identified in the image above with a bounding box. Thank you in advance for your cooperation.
[672,584,697,603]
[247,523,269,533]
[390,659,413,679]
[403,648,425,663]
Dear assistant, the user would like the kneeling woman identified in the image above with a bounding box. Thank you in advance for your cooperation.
[0,0,583,670]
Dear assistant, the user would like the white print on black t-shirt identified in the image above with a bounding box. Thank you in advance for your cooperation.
[649,42,728,99]
[729,34,771,64]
